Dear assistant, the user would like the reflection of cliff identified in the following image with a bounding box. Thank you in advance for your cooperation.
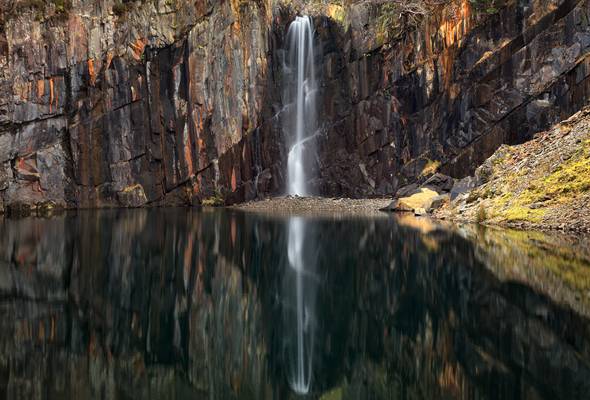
[317,218,590,399]
[0,210,271,399]
[0,211,589,399]
[457,224,590,315]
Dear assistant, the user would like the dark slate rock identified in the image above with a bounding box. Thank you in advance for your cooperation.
[423,173,455,193]
[395,183,420,198]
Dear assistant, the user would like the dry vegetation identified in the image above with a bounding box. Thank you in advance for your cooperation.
[0,0,71,24]
[436,107,590,232]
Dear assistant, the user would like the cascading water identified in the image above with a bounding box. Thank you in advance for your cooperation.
[284,16,318,196]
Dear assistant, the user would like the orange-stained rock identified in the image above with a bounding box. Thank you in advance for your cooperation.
[36,80,44,99]
[0,0,589,209]
[231,168,237,192]
[130,38,148,61]
[87,58,96,86]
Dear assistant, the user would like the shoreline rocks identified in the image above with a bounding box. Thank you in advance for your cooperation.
[433,107,590,234]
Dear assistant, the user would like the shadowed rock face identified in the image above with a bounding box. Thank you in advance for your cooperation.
[311,0,590,196]
[1,0,590,208]
[0,210,589,399]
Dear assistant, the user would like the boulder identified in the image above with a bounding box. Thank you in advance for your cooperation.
[429,194,451,211]
[381,188,440,213]
[37,201,61,217]
[117,184,148,208]
[423,173,455,193]
[395,183,420,198]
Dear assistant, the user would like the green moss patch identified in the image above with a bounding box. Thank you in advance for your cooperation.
[481,139,590,224]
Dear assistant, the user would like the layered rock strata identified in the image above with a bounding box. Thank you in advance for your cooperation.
[1,0,590,208]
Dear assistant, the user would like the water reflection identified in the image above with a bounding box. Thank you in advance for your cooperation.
[0,209,589,400]
[284,217,317,394]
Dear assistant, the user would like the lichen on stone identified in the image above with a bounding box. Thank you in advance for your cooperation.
[420,159,441,177]
[439,107,590,230]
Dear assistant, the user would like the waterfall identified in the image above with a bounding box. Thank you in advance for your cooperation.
[284,216,317,395]
[284,16,318,197]
[280,16,318,395]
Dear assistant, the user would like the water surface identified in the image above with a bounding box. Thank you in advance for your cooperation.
[1,209,589,400]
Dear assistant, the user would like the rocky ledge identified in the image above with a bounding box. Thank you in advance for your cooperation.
[429,106,590,233]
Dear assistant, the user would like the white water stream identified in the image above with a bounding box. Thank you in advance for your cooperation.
[284,16,317,196]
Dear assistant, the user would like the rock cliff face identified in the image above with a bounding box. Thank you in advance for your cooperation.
[312,0,590,196]
[0,0,276,209]
[0,0,589,208]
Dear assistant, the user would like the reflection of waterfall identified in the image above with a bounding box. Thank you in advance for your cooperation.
[283,216,317,395]
[284,16,317,196]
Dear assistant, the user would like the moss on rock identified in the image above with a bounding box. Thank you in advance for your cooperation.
[437,107,590,230]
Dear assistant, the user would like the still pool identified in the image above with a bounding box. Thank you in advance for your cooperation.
[0,209,589,399]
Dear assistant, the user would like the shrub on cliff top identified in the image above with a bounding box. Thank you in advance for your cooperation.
[369,0,452,41]
[1,0,72,23]
[469,0,503,14]
[112,2,130,16]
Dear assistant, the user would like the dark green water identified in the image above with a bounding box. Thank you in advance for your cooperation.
[1,209,590,400]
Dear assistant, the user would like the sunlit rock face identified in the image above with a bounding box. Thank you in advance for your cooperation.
[0,1,278,209]
[1,0,590,208]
